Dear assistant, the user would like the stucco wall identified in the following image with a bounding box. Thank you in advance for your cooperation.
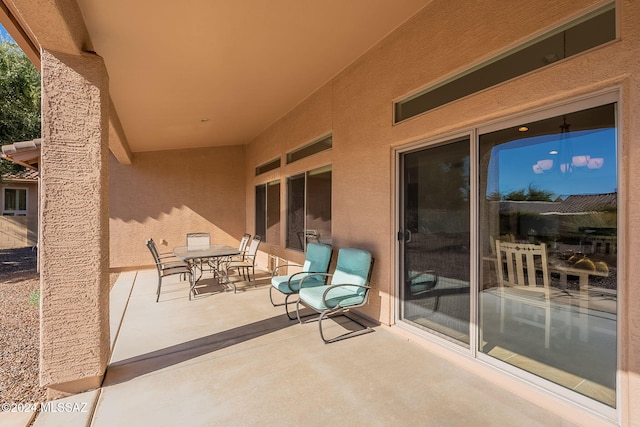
[39,49,111,395]
[109,145,247,269]
[244,0,640,424]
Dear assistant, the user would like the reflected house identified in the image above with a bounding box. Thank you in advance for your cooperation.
[2,0,640,425]
[543,193,618,256]
[496,192,617,257]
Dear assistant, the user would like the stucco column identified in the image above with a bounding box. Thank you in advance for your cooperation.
[39,49,110,398]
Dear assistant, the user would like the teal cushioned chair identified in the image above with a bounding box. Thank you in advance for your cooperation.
[296,248,374,343]
[269,242,332,319]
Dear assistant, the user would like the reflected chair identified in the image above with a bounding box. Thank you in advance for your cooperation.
[496,240,569,349]
[270,242,332,319]
[146,239,192,302]
[225,235,261,282]
[296,248,374,343]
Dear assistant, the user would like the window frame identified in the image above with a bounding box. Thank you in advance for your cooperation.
[394,89,620,419]
[286,164,332,252]
[393,2,616,124]
[2,187,28,216]
[255,180,281,245]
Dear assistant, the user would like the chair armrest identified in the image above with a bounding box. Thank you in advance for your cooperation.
[280,271,325,293]
[322,284,371,309]
[271,263,302,277]
[299,273,332,289]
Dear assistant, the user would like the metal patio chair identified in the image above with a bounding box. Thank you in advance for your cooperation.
[207,232,251,274]
[146,239,192,302]
[270,242,332,319]
[296,248,374,343]
[225,234,261,282]
[186,232,211,249]
[186,231,211,273]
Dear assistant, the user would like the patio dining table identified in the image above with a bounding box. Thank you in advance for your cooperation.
[174,244,240,298]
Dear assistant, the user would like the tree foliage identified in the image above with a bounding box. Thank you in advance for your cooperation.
[503,184,554,202]
[0,40,41,177]
[486,184,555,202]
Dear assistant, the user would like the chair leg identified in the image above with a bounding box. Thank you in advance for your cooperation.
[268,286,282,307]
[156,275,162,302]
[295,299,304,324]
[283,294,299,320]
[317,310,374,344]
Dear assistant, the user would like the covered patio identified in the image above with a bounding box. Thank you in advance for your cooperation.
[33,270,572,426]
[1,0,639,425]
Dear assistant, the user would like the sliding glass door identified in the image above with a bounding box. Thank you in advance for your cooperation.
[399,137,471,346]
[478,102,618,407]
[397,94,618,410]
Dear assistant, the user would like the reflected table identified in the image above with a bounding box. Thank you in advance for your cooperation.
[174,244,240,298]
[483,254,612,342]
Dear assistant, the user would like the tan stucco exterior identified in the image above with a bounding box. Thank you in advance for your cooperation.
[5,0,640,423]
[39,48,110,397]
[109,145,247,269]
[240,1,639,424]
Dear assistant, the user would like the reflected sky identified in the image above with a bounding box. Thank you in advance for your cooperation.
[486,128,617,198]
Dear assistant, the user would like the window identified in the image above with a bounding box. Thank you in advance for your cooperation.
[286,165,332,251]
[255,181,281,244]
[286,134,332,164]
[256,158,281,176]
[394,3,615,123]
[3,188,27,216]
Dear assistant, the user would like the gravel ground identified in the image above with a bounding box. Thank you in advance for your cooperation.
[0,247,45,405]
[0,248,119,405]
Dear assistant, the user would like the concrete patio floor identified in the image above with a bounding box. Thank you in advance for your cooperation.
[30,268,588,426]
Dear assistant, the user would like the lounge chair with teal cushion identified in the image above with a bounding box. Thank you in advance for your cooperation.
[270,242,332,319]
[296,248,374,343]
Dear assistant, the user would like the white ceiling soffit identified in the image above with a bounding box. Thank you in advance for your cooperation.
[75,0,432,153]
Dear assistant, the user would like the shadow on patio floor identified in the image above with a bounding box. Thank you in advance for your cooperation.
[105,313,294,385]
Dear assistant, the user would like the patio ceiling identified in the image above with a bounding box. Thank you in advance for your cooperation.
[68,0,432,154]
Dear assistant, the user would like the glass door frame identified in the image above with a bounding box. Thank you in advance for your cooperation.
[394,130,479,355]
[393,89,621,421]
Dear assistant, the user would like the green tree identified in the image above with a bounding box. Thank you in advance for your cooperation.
[0,39,41,177]
[503,184,554,202]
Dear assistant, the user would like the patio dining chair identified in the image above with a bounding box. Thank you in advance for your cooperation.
[296,248,374,343]
[146,239,192,302]
[270,242,332,319]
[209,233,251,272]
[186,232,210,249]
[186,231,211,273]
[495,240,570,349]
[225,235,261,282]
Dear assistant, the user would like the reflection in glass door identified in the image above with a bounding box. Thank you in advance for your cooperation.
[478,103,618,407]
[400,137,470,345]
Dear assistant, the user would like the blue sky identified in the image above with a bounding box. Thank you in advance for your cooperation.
[0,23,15,42]
[487,128,617,198]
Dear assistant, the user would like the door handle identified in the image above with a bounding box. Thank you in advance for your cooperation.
[398,229,413,242]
